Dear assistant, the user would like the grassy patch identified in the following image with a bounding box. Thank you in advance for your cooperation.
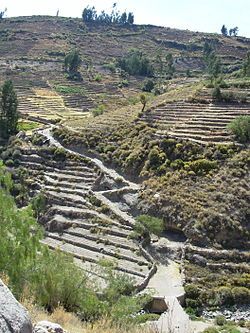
[17,120,40,132]
[54,85,86,95]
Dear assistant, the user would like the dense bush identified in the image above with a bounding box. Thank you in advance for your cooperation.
[136,214,164,236]
[227,116,250,143]
[184,159,218,174]
[142,79,154,92]
[118,49,154,77]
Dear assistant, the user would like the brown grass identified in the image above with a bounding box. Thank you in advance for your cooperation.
[22,300,154,333]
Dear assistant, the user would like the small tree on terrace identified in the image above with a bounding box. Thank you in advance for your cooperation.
[221,24,228,36]
[166,53,175,79]
[242,52,250,77]
[64,50,82,73]
[0,80,18,140]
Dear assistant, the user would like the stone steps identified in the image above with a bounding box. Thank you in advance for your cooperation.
[50,213,132,236]
[42,237,148,278]
[48,206,133,232]
[48,231,146,265]
[66,227,137,251]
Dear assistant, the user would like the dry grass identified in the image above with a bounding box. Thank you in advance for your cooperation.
[22,300,155,333]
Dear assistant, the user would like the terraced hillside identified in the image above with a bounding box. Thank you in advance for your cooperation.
[17,133,154,288]
[142,99,250,144]
[0,16,249,129]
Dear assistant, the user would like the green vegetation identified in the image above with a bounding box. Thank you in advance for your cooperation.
[54,85,86,95]
[17,120,40,132]
[0,80,18,140]
[82,4,134,25]
[242,52,250,77]
[165,53,175,79]
[228,116,250,143]
[203,42,221,79]
[118,49,154,77]
[0,163,152,324]
[135,215,164,237]
[142,79,154,92]
[92,104,105,117]
[64,49,82,79]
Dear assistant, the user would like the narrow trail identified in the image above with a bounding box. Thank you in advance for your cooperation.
[38,126,192,333]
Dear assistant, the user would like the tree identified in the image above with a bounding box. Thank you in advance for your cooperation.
[221,24,228,36]
[127,12,134,25]
[0,80,18,140]
[64,50,82,73]
[242,52,250,77]
[227,116,250,143]
[166,53,175,79]
[140,94,147,112]
[82,6,97,22]
[0,8,7,20]
[118,49,154,77]
[82,5,134,25]
[119,12,127,25]
[229,27,239,37]
[203,42,221,79]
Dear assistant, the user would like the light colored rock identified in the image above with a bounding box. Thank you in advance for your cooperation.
[0,279,32,333]
[34,321,64,333]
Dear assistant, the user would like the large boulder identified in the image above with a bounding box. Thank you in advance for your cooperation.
[0,279,33,333]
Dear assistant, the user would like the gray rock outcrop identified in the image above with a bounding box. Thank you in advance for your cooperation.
[0,279,33,333]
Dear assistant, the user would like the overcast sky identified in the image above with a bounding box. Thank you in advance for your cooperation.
[1,0,250,37]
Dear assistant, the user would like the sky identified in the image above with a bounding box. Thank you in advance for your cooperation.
[1,0,250,37]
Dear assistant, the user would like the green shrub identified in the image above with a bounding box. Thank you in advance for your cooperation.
[215,315,227,326]
[103,62,116,73]
[118,79,129,88]
[184,159,217,174]
[202,328,219,333]
[212,86,222,101]
[117,49,154,77]
[92,105,105,117]
[231,286,250,304]
[142,79,154,92]
[94,73,102,82]
[136,214,164,236]
[185,284,200,299]
[215,286,233,306]
[31,192,47,218]
[227,116,250,143]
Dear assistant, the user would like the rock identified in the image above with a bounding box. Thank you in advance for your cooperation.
[0,279,33,333]
[16,131,26,139]
[192,254,207,267]
[34,321,64,333]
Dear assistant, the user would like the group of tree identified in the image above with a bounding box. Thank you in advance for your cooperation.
[82,4,134,25]
[221,24,239,37]
[0,80,18,141]
[117,49,154,77]
[0,8,7,19]
[203,41,221,78]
